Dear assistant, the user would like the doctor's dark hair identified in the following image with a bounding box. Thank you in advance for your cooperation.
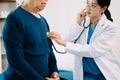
[97,0,113,22]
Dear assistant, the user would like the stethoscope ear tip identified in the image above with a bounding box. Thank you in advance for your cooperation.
[84,16,90,27]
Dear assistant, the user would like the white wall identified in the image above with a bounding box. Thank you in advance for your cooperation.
[0,1,16,73]
[109,0,120,57]
[17,0,120,71]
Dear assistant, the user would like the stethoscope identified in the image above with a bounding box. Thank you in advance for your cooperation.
[52,18,90,54]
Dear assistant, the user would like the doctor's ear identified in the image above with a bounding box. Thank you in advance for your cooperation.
[101,6,107,14]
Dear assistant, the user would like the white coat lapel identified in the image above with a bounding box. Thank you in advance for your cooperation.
[89,14,107,43]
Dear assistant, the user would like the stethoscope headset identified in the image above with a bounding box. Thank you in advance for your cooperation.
[52,18,91,54]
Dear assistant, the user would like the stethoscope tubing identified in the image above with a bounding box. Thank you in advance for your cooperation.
[52,18,90,54]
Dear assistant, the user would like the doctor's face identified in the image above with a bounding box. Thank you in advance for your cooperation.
[85,0,104,18]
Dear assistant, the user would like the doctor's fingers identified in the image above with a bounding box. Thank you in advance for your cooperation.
[79,8,87,17]
[77,9,86,24]
[47,32,61,38]
[47,31,60,36]
[48,35,61,40]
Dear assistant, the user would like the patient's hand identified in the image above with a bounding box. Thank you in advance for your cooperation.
[45,72,60,80]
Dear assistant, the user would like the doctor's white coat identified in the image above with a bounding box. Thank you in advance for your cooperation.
[64,15,120,80]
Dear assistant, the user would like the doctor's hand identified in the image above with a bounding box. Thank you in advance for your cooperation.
[45,72,60,80]
[77,9,86,25]
[47,32,66,47]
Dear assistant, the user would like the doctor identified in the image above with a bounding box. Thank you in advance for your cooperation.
[47,0,120,80]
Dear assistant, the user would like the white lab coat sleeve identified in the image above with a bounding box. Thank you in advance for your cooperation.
[65,22,117,58]
[66,42,91,56]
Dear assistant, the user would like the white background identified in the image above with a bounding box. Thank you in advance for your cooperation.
[17,0,120,71]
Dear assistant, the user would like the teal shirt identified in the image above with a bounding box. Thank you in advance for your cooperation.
[87,25,96,44]
[83,25,106,80]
